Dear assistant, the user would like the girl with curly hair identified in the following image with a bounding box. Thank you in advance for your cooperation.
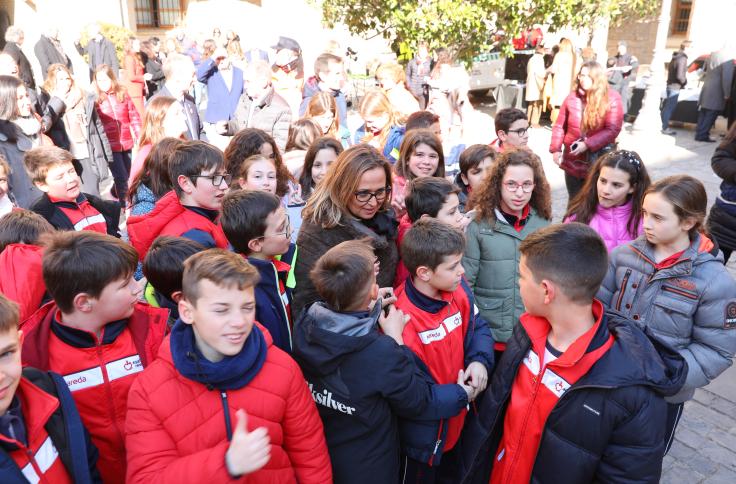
[462,148,552,351]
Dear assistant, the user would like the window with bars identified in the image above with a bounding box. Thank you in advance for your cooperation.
[136,0,183,28]
[671,0,692,35]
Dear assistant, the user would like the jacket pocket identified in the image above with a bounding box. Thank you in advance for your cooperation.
[475,296,507,330]
[651,294,697,339]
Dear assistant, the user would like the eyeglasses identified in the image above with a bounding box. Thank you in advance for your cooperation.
[258,216,291,239]
[507,127,529,137]
[354,187,391,204]
[503,182,535,193]
[190,173,232,187]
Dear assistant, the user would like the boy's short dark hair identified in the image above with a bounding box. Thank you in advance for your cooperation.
[182,249,260,306]
[406,111,440,132]
[519,223,608,304]
[494,108,527,135]
[143,236,204,300]
[23,146,75,184]
[0,293,19,333]
[220,190,282,255]
[311,239,375,312]
[0,209,54,252]
[405,177,460,222]
[314,53,342,77]
[42,231,138,313]
[168,141,225,197]
[401,219,465,275]
[459,144,495,176]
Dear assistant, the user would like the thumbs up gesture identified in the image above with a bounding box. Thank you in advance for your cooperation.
[225,409,271,477]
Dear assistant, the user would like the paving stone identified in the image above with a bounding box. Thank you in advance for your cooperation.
[704,466,736,484]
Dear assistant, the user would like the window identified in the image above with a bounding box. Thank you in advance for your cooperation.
[671,0,692,35]
[136,0,183,28]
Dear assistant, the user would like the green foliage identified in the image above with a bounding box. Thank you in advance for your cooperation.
[78,22,135,66]
[316,0,658,67]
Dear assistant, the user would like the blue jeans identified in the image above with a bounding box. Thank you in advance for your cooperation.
[110,150,132,204]
[696,108,720,140]
[660,88,680,130]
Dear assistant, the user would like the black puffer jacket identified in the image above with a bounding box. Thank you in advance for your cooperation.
[708,138,736,250]
[455,311,687,484]
[0,120,43,208]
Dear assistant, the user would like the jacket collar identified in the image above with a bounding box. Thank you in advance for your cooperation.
[628,233,720,278]
[51,310,127,347]
[182,204,219,223]
[404,276,450,314]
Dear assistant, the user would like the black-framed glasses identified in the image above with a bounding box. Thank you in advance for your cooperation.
[190,173,232,187]
[258,216,291,239]
[507,127,529,137]
[503,181,535,193]
[355,187,391,204]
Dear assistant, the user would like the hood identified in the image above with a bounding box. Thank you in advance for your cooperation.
[585,311,688,397]
[672,50,687,62]
[292,302,382,375]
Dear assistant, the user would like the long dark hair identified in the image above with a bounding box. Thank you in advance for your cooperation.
[720,120,736,149]
[299,137,343,199]
[128,137,184,204]
[565,150,651,237]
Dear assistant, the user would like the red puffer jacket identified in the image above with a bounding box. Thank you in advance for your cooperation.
[549,88,623,179]
[125,325,332,483]
[95,92,142,152]
[0,243,45,322]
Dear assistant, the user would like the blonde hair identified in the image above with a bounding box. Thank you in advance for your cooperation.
[359,89,398,149]
[375,62,405,84]
[138,96,177,147]
[23,146,75,184]
[303,144,392,228]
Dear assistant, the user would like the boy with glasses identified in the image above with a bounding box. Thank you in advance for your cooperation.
[221,190,297,352]
[493,108,529,151]
[128,141,231,260]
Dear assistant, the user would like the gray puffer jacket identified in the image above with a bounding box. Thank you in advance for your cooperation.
[597,234,736,403]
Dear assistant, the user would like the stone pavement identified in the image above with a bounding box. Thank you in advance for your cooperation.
[524,117,736,483]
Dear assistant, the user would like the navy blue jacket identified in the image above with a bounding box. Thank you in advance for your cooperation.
[249,246,296,353]
[196,58,244,123]
[454,311,687,484]
[292,301,468,484]
[399,278,494,465]
[0,368,101,483]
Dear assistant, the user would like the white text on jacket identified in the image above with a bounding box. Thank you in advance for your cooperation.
[308,383,357,415]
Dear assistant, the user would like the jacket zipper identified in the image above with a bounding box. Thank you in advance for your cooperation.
[428,419,444,466]
[615,269,631,311]
[26,447,48,483]
[273,264,292,348]
[220,391,234,441]
[96,342,125,449]
[661,285,698,300]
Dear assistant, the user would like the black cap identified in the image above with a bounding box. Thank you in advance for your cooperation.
[272,36,301,54]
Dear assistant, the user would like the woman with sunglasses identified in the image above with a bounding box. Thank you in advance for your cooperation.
[292,144,399,317]
[550,61,624,202]
[462,149,551,357]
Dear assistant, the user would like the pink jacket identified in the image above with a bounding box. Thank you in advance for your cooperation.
[550,88,624,179]
[96,92,142,152]
[565,199,642,252]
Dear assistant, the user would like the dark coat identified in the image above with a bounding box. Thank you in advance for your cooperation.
[666,50,688,89]
[699,49,735,112]
[455,311,687,484]
[0,120,43,208]
[226,86,291,150]
[152,85,207,141]
[2,41,35,89]
[708,138,736,250]
[74,36,119,80]
[292,302,468,484]
[30,192,121,237]
[293,212,399,319]
[143,54,164,99]
[0,368,102,484]
[34,35,72,79]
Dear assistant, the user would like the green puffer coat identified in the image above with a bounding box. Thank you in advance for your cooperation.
[462,209,550,343]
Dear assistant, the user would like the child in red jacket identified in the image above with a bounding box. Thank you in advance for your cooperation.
[394,219,493,481]
[20,231,169,484]
[125,249,332,483]
[127,141,230,260]
[25,146,121,236]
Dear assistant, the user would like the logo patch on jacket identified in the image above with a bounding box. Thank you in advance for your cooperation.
[725,302,736,329]
[672,278,697,291]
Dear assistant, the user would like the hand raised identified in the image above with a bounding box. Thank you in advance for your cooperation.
[225,409,271,477]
